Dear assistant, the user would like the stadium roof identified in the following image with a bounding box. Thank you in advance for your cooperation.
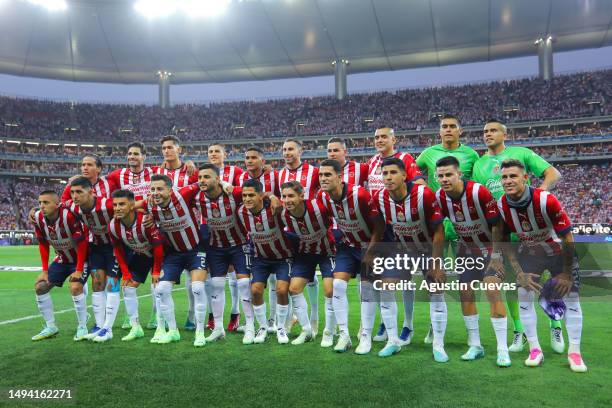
[1,0,611,85]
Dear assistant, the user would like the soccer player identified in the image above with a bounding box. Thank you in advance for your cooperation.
[66,177,119,343]
[435,156,511,367]
[371,158,448,361]
[106,142,158,201]
[281,181,336,346]
[327,137,368,187]
[497,159,586,372]
[147,174,208,346]
[61,154,115,202]
[318,159,386,354]
[237,179,294,344]
[108,189,165,342]
[31,190,89,342]
[194,164,256,344]
[472,119,564,354]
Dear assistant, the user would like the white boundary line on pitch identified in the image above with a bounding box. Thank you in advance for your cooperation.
[0,287,184,326]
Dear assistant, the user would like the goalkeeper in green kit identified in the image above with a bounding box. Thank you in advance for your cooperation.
[472,119,564,354]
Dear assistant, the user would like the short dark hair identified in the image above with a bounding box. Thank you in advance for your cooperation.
[327,137,346,147]
[435,156,460,169]
[319,159,342,174]
[382,157,406,171]
[112,189,135,201]
[245,146,264,156]
[500,159,525,171]
[39,190,58,197]
[151,174,173,188]
[127,142,146,155]
[198,163,220,176]
[208,143,225,151]
[281,181,304,195]
[70,176,92,189]
[283,138,302,148]
[242,178,263,193]
[82,154,102,169]
[440,114,461,127]
[485,118,505,126]
[160,135,180,146]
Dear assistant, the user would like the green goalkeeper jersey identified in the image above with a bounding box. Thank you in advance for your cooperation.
[471,146,552,200]
[416,143,479,191]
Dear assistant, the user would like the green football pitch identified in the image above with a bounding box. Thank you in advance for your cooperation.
[0,245,611,408]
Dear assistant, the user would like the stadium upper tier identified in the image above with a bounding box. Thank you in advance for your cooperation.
[1,70,610,142]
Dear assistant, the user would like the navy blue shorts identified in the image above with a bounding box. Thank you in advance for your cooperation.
[334,244,363,277]
[291,253,334,280]
[48,261,89,287]
[518,252,581,291]
[207,244,251,277]
[198,224,211,252]
[161,249,207,284]
[251,258,292,284]
[88,244,118,278]
[456,254,490,284]
[121,249,154,283]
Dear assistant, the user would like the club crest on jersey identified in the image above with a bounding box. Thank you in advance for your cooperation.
[455,210,465,222]
[337,210,345,219]
[49,230,57,240]
[375,167,382,175]
[212,208,221,218]
[299,225,309,234]
[162,208,173,217]
[127,236,136,246]
[255,222,264,232]
[492,165,500,174]
[521,220,532,231]
[397,212,406,222]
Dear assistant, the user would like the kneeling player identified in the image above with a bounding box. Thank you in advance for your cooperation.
[237,179,294,345]
[109,189,165,341]
[435,156,510,367]
[31,190,89,342]
[281,181,336,346]
[499,159,586,372]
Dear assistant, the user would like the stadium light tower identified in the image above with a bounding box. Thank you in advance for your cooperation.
[535,35,554,81]
[332,59,349,101]
[157,71,172,109]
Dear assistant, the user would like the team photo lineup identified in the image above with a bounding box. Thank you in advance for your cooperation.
[28,115,589,372]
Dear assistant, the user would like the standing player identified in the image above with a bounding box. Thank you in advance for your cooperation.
[472,119,564,354]
[108,189,165,342]
[281,181,336,345]
[237,179,294,344]
[497,159,586,372]
[327,137,368,187]
[106,142,158,201]
[31,190,89,342]
[318,159,386,354]
[371,158,448,361]
[61,154,115,202]
[435,156,511,367]
[67,177,119,343]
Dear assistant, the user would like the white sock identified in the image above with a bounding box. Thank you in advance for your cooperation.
[518,287,540,350]
[564,292,582,354]
[276,303,289,329]
[491,317,508,352]
[154,286,164,328]
[402,288,415,329]
[36,293,56,328]
[150,283,157,314]
[306,277,319,322]
[211,277,226,330]
[380,290,399,343]
[360,281,377,337]
[324,296,335,333]
[91,291,106,328]
[237,278,254,329]
[123,286,139,325]
[228,272,239,315]
[268,274,277,321]
[103,292,121,331]
[430,293,447,348]
[72,293,88,328]
[184,271,194,322]
[253,303,268,329]
[204,276,213,316]
[191,281,207,332]
[157,281,177,330]
[332,279,349,335]
[463,314,481,347]
[83,282,89,297]
[291,293,311,332]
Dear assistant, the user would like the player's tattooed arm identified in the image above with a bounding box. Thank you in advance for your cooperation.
[267,195,282,214]
[184,160,197,176]
[539,166,561,191]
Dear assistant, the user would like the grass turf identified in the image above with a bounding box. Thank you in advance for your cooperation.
[0,245,611,408]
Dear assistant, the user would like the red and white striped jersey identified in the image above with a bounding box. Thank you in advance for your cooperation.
[366,152,423,193]
[279,162,320,200]
[155,163,196,188]
[108,211,165,257]
[61,176,115,203]
[107,166,161,201]
[237,203,294,260]
[372,183,443,252]
[239,169,280,196]
[318,184,375,249]
[281,199,336,256]
[219,165,244,186]
[498,188,572,256]
[34,208,87,264]
[148,184,201,252]
[342,161,368,187]
[66,197,114,246]
[195,187,248,248]
[436,181,500,256]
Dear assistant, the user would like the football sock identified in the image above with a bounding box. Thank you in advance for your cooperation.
[36,293,56,328]
[491,317,509,352]
[276,303,289,330]
[150,283,157,314]
[430,293,447,348]
[332,279,349,335]
[211,277,226,329]
[72,293,88,328]
[103,291,120,331]
[184,270,194,322]
[564,292,582,354]
[306,277,319,322]
[268,274,277,321]
[92,291,106,328]
[291,293,311,332]
[402,287,415,329]
[254,303,268,329]
[228,271,239,315]
[380,290,399,343]
[506,300,523,332]
[324,296,336,333]
[359,281,377,337]
[157,281,177,331]
[518,287,540,350]
[191,280,207,332]
[123,286,139,325]
[463,314,481,347]
[237,278,254,327]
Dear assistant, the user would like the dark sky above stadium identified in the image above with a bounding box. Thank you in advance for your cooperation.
[0,46,610,104]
